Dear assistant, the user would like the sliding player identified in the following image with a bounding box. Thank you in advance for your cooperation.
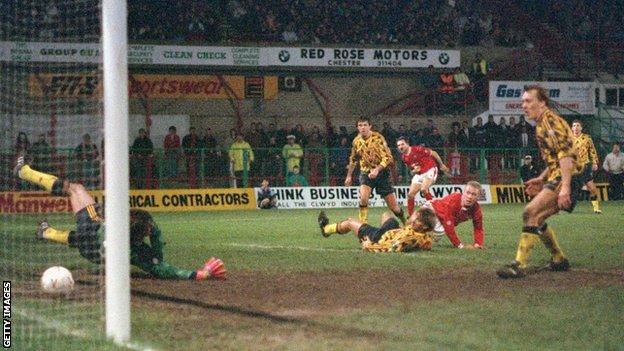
[14,156,226,280]
[317,207,437,252]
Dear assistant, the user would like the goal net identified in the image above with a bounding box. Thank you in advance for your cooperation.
[0,1,112,348]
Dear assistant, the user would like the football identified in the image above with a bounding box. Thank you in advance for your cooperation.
[40,266,74,294]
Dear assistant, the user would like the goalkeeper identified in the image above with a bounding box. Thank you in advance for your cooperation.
[14,156,226,280]
[317,208,437,252]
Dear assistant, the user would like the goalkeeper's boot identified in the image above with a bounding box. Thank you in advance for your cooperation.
[317,211,330,238]
[496,261,526,279]
[547,258,570,272]
[13,155,25,177]
[593,209,602,214]
[36,220,49,240]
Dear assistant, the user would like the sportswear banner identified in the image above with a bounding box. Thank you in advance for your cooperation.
[252,185,492,209]
[489,81,596,115]
[1,41,459,69]
[28,73,277,100]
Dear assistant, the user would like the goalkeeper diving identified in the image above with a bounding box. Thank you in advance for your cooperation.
[14,156,226,280]
[317,207,437,252]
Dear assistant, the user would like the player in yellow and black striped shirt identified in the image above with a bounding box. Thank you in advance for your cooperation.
[498,85,584,279]
[345,117,405,224]
[572,119,602,213]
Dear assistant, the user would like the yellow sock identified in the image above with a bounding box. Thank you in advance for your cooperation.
[540,227,565,263]
[514,233,539,268]
[323,223,338,235]
[43,227,69,244]
[591,200,600,212]
[19,165,58,192]
[359,207,368,223]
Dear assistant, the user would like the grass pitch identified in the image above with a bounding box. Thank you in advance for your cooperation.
[3,201,623,350]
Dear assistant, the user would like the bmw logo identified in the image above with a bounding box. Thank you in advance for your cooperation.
[278,50,291,63]
[438,52,450,65]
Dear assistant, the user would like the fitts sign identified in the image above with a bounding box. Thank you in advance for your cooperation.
[29,74,278,99]
[1,41,459,69]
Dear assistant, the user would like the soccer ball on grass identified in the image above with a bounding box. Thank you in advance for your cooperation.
[41,266,74,294]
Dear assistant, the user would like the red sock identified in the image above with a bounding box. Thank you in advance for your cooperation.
[424,191,433,201]
[407,197,415,216]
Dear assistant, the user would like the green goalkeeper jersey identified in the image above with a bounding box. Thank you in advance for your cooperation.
[96,223,195,279]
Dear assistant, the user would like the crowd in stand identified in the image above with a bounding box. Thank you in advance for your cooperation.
[125,0,527,47]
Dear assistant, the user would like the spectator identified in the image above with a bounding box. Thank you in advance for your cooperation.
[453,67,471,91]
[163,126,181,179]
[282,134,304,173]
[329,136,351,185]
[506,116,520,148]
[31,133,53,173]
[484,115,501,148]
[519,155,539,183]
[447,121,466,150]
[439,69,455,94]
[471,117,487,148]
[203,127,221,179]
[397,124,409,140]
[423,119,436,136]
[182,127,202,186]
[262,136,284,181]
[460,120,473,148]
[381,122,398,147]
[257,179,278,209]
[427,127,445,149]
[131,128,154,189]
[286,165,309,187]
[603,142,624,200]
[228,133,254,187]
[74,133,99,189]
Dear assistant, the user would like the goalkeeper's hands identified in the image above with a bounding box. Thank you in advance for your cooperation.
[195,257,227,280]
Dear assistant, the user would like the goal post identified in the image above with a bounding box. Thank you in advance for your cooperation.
[102,0,130,344]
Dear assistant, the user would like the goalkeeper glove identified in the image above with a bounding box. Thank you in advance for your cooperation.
[197,257,227,280]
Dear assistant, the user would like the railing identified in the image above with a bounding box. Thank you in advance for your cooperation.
[2,146,610,191]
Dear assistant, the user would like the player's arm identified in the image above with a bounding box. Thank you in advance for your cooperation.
[588,136,599,170]
[472,206,484,248]
[430,150,449,172]
[558,156,575,209]
[345,141,358,185]
[148,225,165,261]
[441,218,463,248]
[369,136,393,178]
[553,117,578,209]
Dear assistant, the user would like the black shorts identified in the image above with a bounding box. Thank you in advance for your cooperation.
[359,168,394,197]
[580,163,594,183]
[543,173,583,213]
[357,218,400,242]
[70,204,104,264]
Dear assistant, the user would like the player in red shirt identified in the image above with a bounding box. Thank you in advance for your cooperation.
[416,180,484,249]
[396,137,449,216]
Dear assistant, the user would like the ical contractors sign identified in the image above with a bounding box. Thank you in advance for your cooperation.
[0,188,256,214]
[489,81,596,115]
[253,185,492,209]
[1,41,459,69]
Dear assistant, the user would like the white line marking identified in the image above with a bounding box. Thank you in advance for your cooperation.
[225,243,361,253]
[15,309,157,351]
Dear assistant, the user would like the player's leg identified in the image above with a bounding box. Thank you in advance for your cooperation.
[358,184,372,223]
[318,211,363,237]
[419,176,435,201]
[586,180,601,213]
[14,156,67,196]
[406,182,422,216]
[383,193,406,225]
[498,187,559,278]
